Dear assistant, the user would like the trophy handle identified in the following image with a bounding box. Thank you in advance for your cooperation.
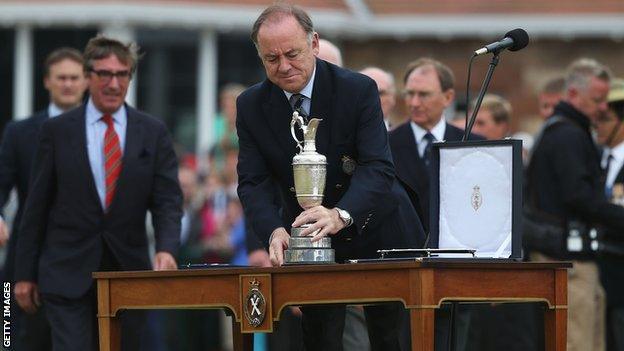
[290,111,305,153]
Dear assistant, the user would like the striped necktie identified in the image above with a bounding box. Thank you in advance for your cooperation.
[289,93,308,119]
[102,114,122,209]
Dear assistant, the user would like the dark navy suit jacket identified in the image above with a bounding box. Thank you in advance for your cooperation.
[236,59,425,260]
[15,104,183,298]
[0,111,48,282]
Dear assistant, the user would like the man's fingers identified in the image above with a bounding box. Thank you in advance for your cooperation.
[16,294,34,314]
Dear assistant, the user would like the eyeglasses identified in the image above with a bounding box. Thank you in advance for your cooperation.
[403,90,442,101]
[89,69,131,83]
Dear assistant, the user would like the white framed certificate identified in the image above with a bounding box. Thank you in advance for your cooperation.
[429,139,523,259]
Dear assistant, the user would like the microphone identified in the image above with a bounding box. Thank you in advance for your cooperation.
[474,28,529,56]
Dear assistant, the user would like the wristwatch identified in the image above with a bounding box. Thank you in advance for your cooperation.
[335,208,353,228]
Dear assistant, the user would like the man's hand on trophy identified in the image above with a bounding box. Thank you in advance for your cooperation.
[269,227,290,266]
[292,206,346,242]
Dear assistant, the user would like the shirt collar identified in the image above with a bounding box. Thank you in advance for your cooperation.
[607,141,624,164]
[283,63,316,101]
[410,117,446,143]
[47,103,65,118]
[86,98,126,126]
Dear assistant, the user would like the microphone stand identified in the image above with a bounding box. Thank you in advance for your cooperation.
[462,51,501,141]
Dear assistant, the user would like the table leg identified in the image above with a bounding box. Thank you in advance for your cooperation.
[231,319,254,351]
[98,315,121,351]
[544,307,567,351]
[410,308,435,351]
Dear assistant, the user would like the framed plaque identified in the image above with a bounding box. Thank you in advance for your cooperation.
[429,139,523,259]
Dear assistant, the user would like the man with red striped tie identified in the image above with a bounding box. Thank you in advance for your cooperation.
[14,35,183,351]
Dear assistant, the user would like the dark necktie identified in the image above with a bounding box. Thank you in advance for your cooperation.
[103,114,122,209]
[423,132,436,168]
[289,93,308,119]
[604,153,614,198]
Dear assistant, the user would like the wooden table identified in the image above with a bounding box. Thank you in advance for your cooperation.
[94,259,570,351]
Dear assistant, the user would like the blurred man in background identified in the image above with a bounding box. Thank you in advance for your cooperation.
[470,94,512,140]
[0,47,87,351]
[360,67,397,130]
[537,76,565,120]
[526,58,624,351]
[317,38,343,67]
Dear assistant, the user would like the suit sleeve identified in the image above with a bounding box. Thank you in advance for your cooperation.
[0,122,19,214]
[149,123,183,255]
[236,97,284,244]
[548,126,624,231]
[14,121,55,282]
[336,79,395,230]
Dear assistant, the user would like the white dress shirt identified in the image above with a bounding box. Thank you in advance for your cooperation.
[283,64,316,116]
[85,99,127,209]
[410,117,446,158]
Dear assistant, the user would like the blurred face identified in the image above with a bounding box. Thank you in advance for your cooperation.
[364,69,396,119]
[220,91,238,125]
[538,92,561,119]
[256,16,319,93]
[472,109,509,140]
[404,66,454,130]
[44,59,87,110]
[595,108,624,147]
[87,55,131,114]
[178,167,198,205]
[568,77,610,123]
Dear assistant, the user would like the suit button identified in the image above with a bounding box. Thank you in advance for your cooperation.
[335,183,343,189]
[289,187,295,193]
[345,237,352,242]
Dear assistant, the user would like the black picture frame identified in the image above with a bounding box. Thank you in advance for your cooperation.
[428,139,523,259]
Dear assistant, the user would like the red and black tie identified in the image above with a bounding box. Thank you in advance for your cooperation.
[102,114,122,209]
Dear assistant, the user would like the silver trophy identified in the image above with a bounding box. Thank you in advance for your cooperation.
[284,111,335,264]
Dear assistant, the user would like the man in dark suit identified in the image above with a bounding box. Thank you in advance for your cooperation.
[389,58,483,351]
[14,35,182,351]
[0,47,87,351]
[237,4,425,350]
[389,58,483,233]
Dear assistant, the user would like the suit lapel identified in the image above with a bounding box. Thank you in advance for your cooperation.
[264,84,300,157]
[394,123,427,192]
[443,123,463,142]
[309,59,333,156]
[110,106,144,211]
[69,106,102,210]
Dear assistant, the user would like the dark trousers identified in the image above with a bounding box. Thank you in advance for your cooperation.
[43,292,145,351]
[42,241,145,351]
[608,307,624,351]
[301,302,406,351]
[17,305,53,351]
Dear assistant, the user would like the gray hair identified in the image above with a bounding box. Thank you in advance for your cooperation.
[565,58,611,92]
[251,4,314,49]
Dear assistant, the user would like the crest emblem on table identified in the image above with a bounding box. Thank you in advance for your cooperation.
[471,185,482,211]
[244,278,266,327]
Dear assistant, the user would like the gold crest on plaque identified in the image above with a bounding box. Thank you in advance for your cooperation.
[471,185,482,211]
[244,279,266,327]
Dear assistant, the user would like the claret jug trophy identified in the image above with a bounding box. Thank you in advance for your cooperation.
[284,111,335,264]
